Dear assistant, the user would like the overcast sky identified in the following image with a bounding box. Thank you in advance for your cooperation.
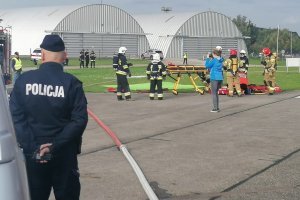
[1,0,299,35]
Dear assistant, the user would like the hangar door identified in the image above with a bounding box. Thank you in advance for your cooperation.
[182,37,238,59]
[61,33,139,58]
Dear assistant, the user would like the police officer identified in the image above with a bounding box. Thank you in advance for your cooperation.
[113,47,132,101]
[9,34,88,200]
[90,50,96,68]
[11,51,22,84]
[146,53,167,100]
[223,49,242,97]
[79,49,85,68]
[261,47,277,95]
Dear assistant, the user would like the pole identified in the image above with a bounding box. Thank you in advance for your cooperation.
[290,32,293,58]
[276,25,279,54]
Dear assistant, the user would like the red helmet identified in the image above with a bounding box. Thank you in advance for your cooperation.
[262,47,271,56]
[230,49,237,56]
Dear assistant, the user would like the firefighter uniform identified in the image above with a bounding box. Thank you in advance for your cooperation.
[239,50,249,94]
[261,48,277,95]
[146,58,167,100]
[223,49,242,97]
[113,49,132,100]
[85,50,90,68]
[9,35,88,200]
[79,50,84,68]
[90,51,96,68]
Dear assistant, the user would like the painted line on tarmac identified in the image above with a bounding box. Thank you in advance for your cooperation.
[208,148,300,200]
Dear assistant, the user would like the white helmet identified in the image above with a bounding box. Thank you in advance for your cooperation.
[152,53,161,61]
[118,47,127,54]
[240,50,246,54]
[215,46,222,51]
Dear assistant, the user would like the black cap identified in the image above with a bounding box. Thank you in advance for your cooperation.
[40,34,65,52]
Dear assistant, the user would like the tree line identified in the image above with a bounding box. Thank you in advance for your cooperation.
[232,15,300,57]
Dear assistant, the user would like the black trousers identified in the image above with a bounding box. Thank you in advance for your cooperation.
[25,148,80,200]
[116,74,130,98]
[150,79,163,94]
[90,61,95,68]
[80,61,84,68]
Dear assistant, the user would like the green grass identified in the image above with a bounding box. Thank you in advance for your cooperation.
[20,57,300,93]
[64,65,300,93]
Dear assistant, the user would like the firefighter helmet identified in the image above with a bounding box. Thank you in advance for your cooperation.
[240,50,246,54]
[262,47,271,56]
[215,46,222,51]
[118,47,127,54]
[230,49,237,56]
[152,53,161,61]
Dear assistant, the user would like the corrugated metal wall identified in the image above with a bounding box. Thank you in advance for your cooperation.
[166,11,247,59]
[53,4,149,58]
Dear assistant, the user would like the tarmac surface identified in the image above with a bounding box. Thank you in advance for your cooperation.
[70,90,300,200]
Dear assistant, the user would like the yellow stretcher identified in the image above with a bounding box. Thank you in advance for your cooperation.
[166,65,207,95]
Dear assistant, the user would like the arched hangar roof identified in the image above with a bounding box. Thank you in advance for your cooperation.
[0,4,147,56]
[135,11,246,58]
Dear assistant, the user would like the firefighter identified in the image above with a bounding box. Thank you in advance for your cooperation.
[239,50,249,94]
[79,49,84,68]
[9,34,88,200]
[113,47,132,101]
[183,52,188,65]
[85,49,90,68]
[11,51,22,85]
[146,53,167,100]
[261,47,277,95]
[223,49,242,97]
[90,50,96,68]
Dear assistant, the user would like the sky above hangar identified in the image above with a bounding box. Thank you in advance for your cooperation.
[1,0,299,35]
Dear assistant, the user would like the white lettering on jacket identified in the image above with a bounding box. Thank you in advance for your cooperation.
[26,84,65,98]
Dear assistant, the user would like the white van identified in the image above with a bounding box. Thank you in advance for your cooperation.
[0,73,30,200]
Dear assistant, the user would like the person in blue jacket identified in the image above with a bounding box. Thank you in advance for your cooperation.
[205,46,224,112]
[9,34,88,200]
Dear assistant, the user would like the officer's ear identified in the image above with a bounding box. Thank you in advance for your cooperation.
[41,49,46,62]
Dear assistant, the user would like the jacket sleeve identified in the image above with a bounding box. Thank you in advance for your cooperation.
[50,79,88,154]
[11,59,16,71]
[205,58,215,69]
[9,82,38,154]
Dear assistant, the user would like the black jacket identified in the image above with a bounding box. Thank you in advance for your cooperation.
[9,62,88,155]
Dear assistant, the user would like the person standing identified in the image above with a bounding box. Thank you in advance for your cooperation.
[239,50,249,94]
[205,46,224,112]
[85,49,90,68]
[79,49,85,68]
[9,34,88,200]
[113,46,132,101]
[90,50,96,68]
[146,53,167,100]
[183,52,188,65]
[11,51,22,84]
[261,47,277,95]
[223,49,242,97]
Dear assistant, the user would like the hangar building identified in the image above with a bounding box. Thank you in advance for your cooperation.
[0,4,247,59]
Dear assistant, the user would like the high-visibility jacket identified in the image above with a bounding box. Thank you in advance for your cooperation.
[12,57,22,71]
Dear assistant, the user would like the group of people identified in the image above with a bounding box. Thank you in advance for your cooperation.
[112,46,167,101]
[79,49,96,68]
[205,46,276,113]
[7,34,279,200]
[113,45,276,114]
